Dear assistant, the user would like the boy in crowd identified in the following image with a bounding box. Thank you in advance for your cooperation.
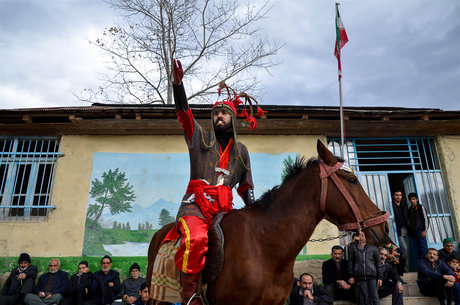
[407,192,429,260]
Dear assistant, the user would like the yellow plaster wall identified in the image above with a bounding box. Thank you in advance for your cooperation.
[0,134,338,256]
[436,135,460,240]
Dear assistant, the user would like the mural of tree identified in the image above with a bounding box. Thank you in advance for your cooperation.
[87,168,135,229]
[159,208,175,227]
[281,155,295,181]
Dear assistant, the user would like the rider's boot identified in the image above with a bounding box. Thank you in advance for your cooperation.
[181,272,202,305]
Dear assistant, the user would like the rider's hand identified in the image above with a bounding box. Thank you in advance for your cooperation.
[172,59,183,85]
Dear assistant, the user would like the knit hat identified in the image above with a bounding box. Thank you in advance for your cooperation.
[443,237,454,244]
[18,253,31,264]
[129,263,141,272]
[101,255,112,263]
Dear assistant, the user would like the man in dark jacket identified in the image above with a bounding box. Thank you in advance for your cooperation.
[289,273,333,305]
[113,263,145,305]
[348,231,383,305]
[322,245,358,303]
[24,258,69,305]
[438,238,460,264]
[417,248,455,305]
[85,255,121,305]
[0,253,38,305]
[391,189,409,273]
[407,192,429,260]
[62,261,92,305]
[378,248,404,305]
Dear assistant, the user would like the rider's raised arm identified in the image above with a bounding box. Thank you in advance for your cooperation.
[236,144,255,206]
[173,59,194,142]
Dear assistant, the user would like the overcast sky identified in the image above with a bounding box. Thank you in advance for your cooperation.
[1,0,459,110]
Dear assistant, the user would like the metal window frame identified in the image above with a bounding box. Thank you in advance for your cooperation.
[0,136,61,221]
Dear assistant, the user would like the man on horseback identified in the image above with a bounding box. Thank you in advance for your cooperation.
[163,59,255,305]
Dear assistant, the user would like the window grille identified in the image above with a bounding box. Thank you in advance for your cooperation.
[0,137,61,221]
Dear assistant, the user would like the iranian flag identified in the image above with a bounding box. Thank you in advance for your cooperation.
[334,4,348,80]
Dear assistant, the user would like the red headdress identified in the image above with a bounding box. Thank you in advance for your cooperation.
[214,81,267,130]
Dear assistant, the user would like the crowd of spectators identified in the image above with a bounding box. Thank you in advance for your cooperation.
[3,192,460,305]
[0,254,153,305]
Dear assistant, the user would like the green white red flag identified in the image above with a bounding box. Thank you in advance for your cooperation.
[334,3,348,80]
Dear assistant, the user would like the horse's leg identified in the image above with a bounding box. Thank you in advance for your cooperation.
[146,222,176,305]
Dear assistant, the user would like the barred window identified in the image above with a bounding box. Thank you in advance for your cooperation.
[0,137,61,221]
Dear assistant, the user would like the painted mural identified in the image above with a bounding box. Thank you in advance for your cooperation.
[83,152,294,256]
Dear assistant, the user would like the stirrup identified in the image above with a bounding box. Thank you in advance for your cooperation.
[187,292,208,305]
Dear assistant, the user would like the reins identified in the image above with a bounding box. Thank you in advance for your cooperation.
[318,160,389,231]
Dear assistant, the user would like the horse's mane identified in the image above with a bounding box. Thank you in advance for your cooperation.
[253,156,319,209]
[251,155,345,209]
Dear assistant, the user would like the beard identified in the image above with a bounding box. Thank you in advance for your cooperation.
[214,120,232,133]
[49,269,58,274]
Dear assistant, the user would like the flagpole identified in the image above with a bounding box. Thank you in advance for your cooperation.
[335,2,347,161]
[339,75,346,161]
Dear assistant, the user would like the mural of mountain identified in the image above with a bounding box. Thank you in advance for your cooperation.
[99,197,179,229]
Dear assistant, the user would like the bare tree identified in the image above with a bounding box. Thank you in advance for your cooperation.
[76,0,281,104]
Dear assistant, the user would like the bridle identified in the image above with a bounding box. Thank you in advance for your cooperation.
[319,160,389,231]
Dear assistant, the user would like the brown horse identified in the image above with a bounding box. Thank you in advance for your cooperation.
[146,140,391,305]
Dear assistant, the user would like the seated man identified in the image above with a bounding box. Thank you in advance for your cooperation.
[417,248,455,305]
[0,253,38,305]
[132,283,151,305]
[322,245,358,303]
[378,247,404,305]
[438,238,460,264]
[24,258,69,305]
[446,254,460,305]
[62,261,92,305]
[112,263,145,305]
[289,273,333,305]
[85,255,121,305]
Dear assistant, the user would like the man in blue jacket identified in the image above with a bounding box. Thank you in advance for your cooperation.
[417,248,455,305]
[24,258,69,305]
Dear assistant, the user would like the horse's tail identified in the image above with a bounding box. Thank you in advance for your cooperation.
[146,222,177,296]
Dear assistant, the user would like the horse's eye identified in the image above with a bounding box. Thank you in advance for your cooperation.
[348,178,357,184]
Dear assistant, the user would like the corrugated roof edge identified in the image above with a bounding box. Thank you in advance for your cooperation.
[1,103,457,114]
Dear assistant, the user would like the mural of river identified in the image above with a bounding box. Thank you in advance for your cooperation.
[103,242,150,256]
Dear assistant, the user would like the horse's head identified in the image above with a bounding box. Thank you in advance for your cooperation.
[317,140,391,246]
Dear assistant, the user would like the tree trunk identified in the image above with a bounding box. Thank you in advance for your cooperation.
[91,202,105,229]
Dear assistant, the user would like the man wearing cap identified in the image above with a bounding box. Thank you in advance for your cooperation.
[439,238,460,264]
[161,60,255,305]
[85,255,121,305]
[62,261,92,305]
[112,263,145,305]
[0,253,38,305]
[24,258,69,305]
[407,192,429,259]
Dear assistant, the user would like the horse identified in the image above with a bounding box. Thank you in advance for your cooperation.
[146,140,391,305]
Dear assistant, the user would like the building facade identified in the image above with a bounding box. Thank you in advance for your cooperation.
[1,104,459,257]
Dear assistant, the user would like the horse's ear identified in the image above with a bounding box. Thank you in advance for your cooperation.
[317,139,338,166]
